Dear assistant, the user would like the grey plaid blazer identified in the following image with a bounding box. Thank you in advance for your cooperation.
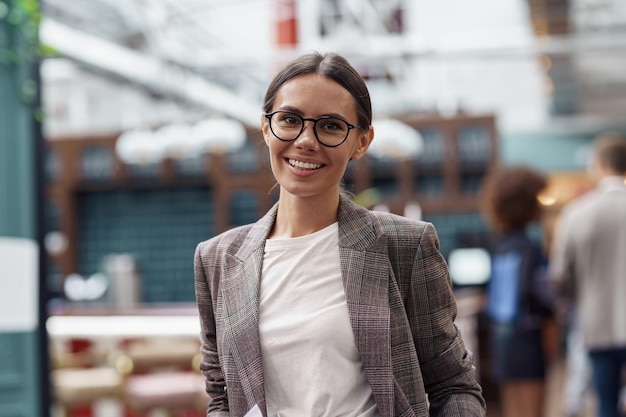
[194,195,485,417]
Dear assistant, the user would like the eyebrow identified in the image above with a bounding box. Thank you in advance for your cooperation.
[276,106,349,121]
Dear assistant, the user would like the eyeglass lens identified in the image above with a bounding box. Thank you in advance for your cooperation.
[270,111,350,147]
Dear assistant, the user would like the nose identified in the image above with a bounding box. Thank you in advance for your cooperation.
[294,120,319,149]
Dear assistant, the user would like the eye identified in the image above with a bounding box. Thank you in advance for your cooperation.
[319,119,345,131]
[278,112,301,125]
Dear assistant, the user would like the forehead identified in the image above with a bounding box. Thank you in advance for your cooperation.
[273,74,357,117]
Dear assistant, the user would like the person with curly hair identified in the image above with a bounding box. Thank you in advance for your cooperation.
[479,166,556,417]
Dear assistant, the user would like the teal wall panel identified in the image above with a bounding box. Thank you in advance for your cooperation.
[77,187,215,303]
[500,132,592,171]
[0,331,40,417]
[229,189,260,227]
[500,128,626,172]
[0,4,44,417]
[0,29,36,239]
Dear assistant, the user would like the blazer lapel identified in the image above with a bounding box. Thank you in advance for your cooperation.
[338,196,394,417]
[220,204,278,416]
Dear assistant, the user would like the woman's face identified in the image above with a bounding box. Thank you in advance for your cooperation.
[261,73,373,200]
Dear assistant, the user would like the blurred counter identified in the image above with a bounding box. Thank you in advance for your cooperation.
[47,304,207,416]
[47,293,483,343]
[47,303,201,343]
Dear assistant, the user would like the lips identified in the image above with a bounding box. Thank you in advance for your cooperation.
[287,158,323,170]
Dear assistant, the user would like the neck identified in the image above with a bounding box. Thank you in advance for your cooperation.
[270,192,340,238]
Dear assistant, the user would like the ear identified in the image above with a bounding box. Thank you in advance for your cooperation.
[350,126,374,161]
[261,114,272,146]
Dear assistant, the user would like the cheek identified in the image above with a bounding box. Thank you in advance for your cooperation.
[265,138,287,163]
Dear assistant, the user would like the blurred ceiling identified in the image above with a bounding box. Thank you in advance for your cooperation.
[40,0,271,126]
[39,0,626,132]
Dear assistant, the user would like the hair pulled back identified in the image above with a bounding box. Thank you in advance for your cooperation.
[263,52,372,131]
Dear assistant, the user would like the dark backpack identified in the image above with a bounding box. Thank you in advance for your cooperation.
[486,235,555,326]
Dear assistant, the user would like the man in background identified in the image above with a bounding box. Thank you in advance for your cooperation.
[549,132,626,417]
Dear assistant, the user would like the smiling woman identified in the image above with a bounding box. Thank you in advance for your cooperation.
[193,51,486,417]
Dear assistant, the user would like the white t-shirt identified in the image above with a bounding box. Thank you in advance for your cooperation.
[259,222,378,417]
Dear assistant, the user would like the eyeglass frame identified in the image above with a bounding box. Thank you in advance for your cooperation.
[264,111,361,148]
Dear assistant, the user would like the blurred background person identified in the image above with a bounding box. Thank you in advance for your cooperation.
[549,132,626,417]
[480,166,557,417]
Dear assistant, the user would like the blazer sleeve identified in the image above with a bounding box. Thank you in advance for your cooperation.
[408,223,486,416]
[194,241,230,416]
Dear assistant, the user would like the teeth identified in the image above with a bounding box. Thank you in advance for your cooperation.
[288,159,322,170]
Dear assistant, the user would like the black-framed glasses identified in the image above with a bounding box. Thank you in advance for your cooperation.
[264,111,360,148]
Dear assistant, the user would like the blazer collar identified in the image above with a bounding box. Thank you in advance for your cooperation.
[234,202,278,262]
[233,194,381,260]
[337,194,380,251]
[223,195,393,417]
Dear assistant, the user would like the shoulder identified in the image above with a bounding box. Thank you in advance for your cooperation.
[366,210,439,256]
[557,190,603,228]
[195,223,255,260]
[368,209,431,235]
[196,202,277,261]
[340,196,432,238]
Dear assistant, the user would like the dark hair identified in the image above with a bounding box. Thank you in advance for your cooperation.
[593,132,626,174]
[263,52,372,131]
[479,166,548,234]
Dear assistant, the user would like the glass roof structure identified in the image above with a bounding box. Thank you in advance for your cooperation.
[39,0,626,136]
